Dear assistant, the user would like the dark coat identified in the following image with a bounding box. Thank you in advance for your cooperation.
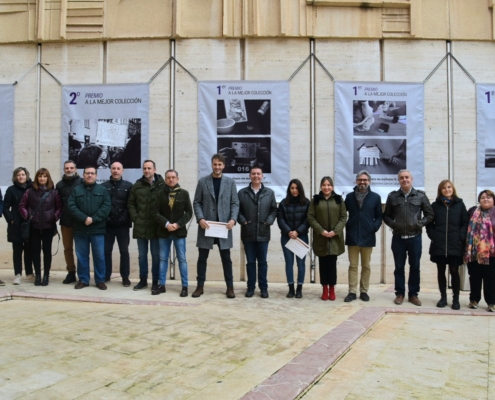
[426,197,469,258]
[237,184,278,242]
[277,197,310,237]
[19,187,62,230]
[152,185,193,238]
[68,182,111,235]
[345,187,383,247]
[3,180,32,242]
[102,177,133,229]
[56,174,82,227]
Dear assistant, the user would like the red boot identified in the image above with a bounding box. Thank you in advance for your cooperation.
[329,285,336,301]
[321,285,329,301]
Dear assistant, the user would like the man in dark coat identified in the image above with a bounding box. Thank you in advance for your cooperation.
[102,162,133,287]
[55,160,82,284]
[344,170,383,302]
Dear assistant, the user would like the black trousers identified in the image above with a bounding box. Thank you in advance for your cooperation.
[467,259,495,305]
[319,255,337,286]
[197,246,233,287]
[12,241,33,276]
[104,227,130,280]
[30,228,54,276]
[436,263,460,296]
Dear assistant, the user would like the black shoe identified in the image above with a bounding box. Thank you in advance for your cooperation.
[96,282,107,290]
[122,277,131,287]
[286,283,295,298]
[452,295,460,310]
[344,293,357,302]
[41,274,49,286]
[133,278,148,291]
[360,292,370,302]
[245,289,255,298]
[34,275,41,286]
[436,295,447,308]
[180,287,188,297]
[63,272,76,284]
[260,289,269,299]
[105,277,111,282]
[295,284,303,299]
[152,284,165,295]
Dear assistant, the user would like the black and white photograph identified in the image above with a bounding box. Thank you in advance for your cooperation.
[217,137,271,174]
[0,84,14,186]
[217,99,271,136]
[353,138,407,175]
[484,118,495,168]
[477,84,495,192]
[353,100,407,137]
[68,118,141,170]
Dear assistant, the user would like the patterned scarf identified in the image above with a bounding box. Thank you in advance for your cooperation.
[168,186,181,209]
[465,207,495,265]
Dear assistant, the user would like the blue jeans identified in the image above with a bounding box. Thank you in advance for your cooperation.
[159,235,188,287]
[137,238,160,282]
[281,235,307,285]
[243,240,269,290]
[74,234,106,285]
[391,234,422,297]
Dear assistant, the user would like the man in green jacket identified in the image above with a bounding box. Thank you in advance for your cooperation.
[152,169,193,296]
[68,166,111,290]
[128,160,165,292]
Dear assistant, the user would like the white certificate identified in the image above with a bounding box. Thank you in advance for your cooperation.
[284,238,310,259]
[204,221,229,239]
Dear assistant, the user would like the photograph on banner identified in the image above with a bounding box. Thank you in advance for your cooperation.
[476,84,495,193]
[0,85,15,188]
[62,84,149,183]
[334,82,424,200]
[199,81,289,201]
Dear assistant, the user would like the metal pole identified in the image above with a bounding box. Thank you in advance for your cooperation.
[310,38,316,283]
[446,41,454,180]
[379,39,386,284]
[36,44,41,170]
[169,39,176,280]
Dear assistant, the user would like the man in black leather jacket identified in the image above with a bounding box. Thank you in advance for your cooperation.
[383,170,434,307]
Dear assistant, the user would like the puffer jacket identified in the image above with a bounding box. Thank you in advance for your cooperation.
[277,196,310,237]
[152,185,193,238]
[3,180,32,242]
[102,177,133,228]
[56,173,82,227]
[68,182,111,235]
[19,187,62,230]
[307,192,347,257]
[128,174,165,239]
[426,196,468,258]
[383,187,434,236]
[237,184,278,242]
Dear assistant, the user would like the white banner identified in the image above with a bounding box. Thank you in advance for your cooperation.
[0,85,14,187]
[198,81,290,201]
[62,84,149,183]
[477,83,495,194]
[334,82,424,200]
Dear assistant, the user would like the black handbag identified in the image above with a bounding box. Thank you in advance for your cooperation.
[21,190,51,241]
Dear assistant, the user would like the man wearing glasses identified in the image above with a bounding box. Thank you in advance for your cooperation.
[344,171,383,302]
[68,166,111,289]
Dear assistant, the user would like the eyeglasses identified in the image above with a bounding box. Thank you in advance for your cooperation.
[357,179,369,182]
[84,172,96,175]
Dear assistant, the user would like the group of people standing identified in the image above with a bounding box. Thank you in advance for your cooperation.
[0,156,493,312]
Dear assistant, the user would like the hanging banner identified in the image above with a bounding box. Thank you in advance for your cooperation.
[198,81,290,201]
[62,84,149,183]
[0,85,14,187]
[334,82,424,200]
[477,83,495,194]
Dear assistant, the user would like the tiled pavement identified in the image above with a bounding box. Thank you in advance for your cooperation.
[0,270,493,399]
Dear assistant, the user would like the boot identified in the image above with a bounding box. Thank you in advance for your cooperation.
[329,285,336,301]
[133,277,148,291]
[192,285,204,298]
[436,293,447,308]
[286,283,295,298]
[41,272,50,286]
[295,284,303,299]
[321,285,329,301]
[63,271,76,284]
[226,286,235,299]
[34,275,41,286]
[451,293,460,310]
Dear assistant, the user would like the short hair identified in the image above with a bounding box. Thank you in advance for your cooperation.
[32,168,54,190]
[320,176,334,187]
[165,169,179,178]
[478,189,495,203]
[397,169,413,179]
[143,159,156,169]
[110,161,123,169]
[437,179,458,199]
[64,160,77,168]
[83,166,98,174]
[211,153,225,164]
[12,167,30,183]
[356,170,371,181]
[249,165,263,174]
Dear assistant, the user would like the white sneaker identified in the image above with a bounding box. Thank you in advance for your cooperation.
[13,274,21,285]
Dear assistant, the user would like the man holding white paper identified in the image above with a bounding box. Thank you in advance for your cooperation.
[237,166,277,298]
[192,153,239,299]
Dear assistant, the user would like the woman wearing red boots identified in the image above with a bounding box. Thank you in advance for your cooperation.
[308,176,347,300]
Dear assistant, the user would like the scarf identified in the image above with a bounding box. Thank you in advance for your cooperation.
[168,186,181,209]
[465,207,495,265]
